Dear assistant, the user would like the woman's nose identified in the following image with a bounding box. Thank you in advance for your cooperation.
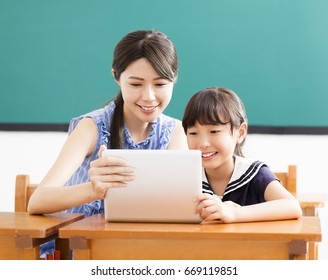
[141,86,155,101]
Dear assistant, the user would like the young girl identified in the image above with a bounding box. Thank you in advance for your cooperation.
[28,30,188,215]
[182,87,302,223]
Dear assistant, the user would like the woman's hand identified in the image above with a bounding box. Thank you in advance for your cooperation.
[88,145,135,199]
[195,193,241,223]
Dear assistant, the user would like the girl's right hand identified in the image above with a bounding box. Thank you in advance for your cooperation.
[88,145,135,199]
[195,193,241,223]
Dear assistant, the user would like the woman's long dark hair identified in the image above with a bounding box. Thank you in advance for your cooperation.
[182,87,247,156]
[109,30,178,149]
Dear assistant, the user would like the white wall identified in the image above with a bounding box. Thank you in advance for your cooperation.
[1,131,327,259]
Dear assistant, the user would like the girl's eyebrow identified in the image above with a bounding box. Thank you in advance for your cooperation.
[128,76,164,81]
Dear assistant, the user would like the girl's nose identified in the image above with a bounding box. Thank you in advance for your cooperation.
[199,135,210,149]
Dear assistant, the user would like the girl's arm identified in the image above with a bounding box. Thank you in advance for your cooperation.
[27,118,134,214]
[195,180,302,223]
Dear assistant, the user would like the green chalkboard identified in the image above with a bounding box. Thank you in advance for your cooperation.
[1,0,328,127]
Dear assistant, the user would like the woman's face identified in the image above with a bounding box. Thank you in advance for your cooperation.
[116,58,175,125]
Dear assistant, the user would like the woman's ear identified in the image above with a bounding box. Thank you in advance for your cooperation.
[237,122,248,143]
[112,69,120,85]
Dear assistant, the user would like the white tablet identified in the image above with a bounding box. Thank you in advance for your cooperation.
[102,149,202,223]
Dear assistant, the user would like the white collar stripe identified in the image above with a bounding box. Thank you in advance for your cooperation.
[224,161,264,195]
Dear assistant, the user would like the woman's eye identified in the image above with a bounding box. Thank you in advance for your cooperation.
[211,130,220,134]
[155,83,167,87]
[188,132,197,136]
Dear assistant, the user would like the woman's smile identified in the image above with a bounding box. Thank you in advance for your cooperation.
[137,104,159,114]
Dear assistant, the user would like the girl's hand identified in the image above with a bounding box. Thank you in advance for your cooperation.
[195,193,241,223]
[88,145,135,199]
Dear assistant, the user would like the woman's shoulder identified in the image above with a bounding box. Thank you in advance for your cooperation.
[155,114,188,149]
[68,101,115,133]
[158,113,178,125]
[155,113,180,135]
[81,101,115,123]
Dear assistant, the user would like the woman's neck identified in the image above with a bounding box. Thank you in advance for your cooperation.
[127,122,152,143]
[124,111,152,143]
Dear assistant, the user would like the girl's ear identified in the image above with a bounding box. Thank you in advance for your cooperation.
[237,122,248,144]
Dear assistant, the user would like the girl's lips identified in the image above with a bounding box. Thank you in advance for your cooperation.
[202,152,218,160]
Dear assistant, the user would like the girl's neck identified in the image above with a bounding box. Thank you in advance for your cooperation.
[205,157,235,196]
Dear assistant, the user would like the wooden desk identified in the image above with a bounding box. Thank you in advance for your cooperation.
[295,192,327,216]
[0,212,84,260]
[59,214,321,260]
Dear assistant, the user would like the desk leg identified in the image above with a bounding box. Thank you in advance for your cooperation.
[69,237,91,260]
[308,242,318,260]
[17,247,40,260]
[55,238,72,260]
[74,249,91,260]
[288,240,308,260]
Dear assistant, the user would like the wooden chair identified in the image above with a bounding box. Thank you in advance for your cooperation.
[274,165,297,194]
[15,168,325,216]
[274,165,324,260]
[15,174,38,212]
[273,165,326,217]
[14,174,71,259]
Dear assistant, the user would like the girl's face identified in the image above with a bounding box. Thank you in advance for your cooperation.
[186,122,245,171]
[116,57,174,125]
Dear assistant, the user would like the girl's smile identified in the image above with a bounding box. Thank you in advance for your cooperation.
[201,151,218,160]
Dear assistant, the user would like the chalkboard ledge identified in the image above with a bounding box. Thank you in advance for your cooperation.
[248,125,328,135]
[0,123,69,132]
[1,123,328,135]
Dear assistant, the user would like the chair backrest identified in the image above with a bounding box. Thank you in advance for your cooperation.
[15,174,37,212]
[14,167,297,212]
[274,165,297,194]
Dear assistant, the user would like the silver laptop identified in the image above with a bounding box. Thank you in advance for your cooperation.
[102,149,202,223]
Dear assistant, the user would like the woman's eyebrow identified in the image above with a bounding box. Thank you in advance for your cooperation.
[127,76,143,80]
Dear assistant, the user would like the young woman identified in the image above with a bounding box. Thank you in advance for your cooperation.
[28,30,188,216]
[182,87,302,223]
[28,29,188,257]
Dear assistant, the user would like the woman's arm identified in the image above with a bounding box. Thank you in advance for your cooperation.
[27,118,134,214]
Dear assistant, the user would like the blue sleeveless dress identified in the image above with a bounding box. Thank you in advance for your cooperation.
[40,100,176,257]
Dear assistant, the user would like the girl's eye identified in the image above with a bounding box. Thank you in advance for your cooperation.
[188,132,197,136]
[130,83,141,87]
[211,130,221,134]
